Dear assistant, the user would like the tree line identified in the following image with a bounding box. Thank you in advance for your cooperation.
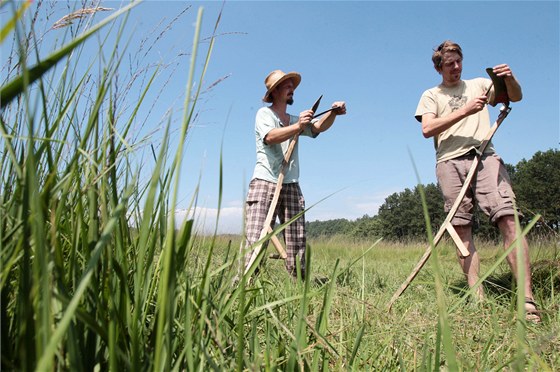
[306,149,559,242]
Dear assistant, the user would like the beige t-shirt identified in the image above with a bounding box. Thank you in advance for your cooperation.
[415,78,496,163]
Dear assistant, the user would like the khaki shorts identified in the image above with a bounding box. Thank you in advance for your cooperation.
[436,153,520,226]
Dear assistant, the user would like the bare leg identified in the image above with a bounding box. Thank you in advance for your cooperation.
[454,224,485,300]
[497,216,537,308]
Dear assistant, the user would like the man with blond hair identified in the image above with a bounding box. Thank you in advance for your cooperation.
[414,40,540,322]
[243,69,346,280]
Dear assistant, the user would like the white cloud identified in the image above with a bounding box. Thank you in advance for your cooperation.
[175,206,243,235]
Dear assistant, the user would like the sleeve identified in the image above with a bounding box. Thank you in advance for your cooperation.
[301,118,320,138]
[414,90,436,123]
[255,108,276,145]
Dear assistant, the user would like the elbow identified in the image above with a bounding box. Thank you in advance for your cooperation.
[264,133,279,145]
[419,116,436,138]
[507,84,523,102]
[421,126,433,138]
[313,126,325,134]
[510,92,522,103]
[312,123,325,134]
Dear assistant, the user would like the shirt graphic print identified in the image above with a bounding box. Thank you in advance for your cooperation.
[449,95,467,112]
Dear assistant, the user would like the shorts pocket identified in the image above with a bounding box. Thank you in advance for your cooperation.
[246,180,274,204]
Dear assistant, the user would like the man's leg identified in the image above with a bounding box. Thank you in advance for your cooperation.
[476,155,540,321]
[436,156,482,298]
[497,215,536,302]
[242,180,276,270]
[280,183,306,279]
[454,224,485,300]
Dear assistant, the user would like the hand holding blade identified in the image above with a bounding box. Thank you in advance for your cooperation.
[313,106,342,118]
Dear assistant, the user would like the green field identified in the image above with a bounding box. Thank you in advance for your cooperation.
[209,235,560,370]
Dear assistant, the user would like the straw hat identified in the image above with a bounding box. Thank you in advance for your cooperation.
[262,70,301,103]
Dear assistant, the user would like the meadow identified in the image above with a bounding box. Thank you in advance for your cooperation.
[1,2,558,370]
[208,235,560,370]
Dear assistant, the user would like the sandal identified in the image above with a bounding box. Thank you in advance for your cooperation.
[525,298,542,324]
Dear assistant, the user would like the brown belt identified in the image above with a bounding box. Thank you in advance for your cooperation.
[458,148,480,158]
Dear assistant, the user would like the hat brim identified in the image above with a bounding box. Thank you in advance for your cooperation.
[263,72,301,103]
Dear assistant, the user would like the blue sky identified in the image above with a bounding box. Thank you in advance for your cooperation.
[8,1,559,234]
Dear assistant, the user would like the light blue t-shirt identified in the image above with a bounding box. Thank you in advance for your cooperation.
[252,107,318,184]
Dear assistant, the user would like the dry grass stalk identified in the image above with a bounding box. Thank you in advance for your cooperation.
[51,7,113,29]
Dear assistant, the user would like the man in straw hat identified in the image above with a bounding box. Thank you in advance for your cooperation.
[243,69,346,280]
[414,40,540,322]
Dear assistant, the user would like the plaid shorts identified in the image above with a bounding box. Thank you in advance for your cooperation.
[243,178,306,277]
[436,153,520,226]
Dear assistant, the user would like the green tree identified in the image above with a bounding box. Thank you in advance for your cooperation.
[376,183,445,241]
[306,218,352,238]
[511,149,560,233]
[350,214,382,239]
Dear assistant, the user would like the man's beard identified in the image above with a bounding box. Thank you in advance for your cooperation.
[287,97,294,105]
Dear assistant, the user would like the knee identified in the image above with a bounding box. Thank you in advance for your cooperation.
[497,215,516,232]
[453,224,472,238]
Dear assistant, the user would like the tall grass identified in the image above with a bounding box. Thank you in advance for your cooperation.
[0,1,229,369]
[1,1,559,371]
